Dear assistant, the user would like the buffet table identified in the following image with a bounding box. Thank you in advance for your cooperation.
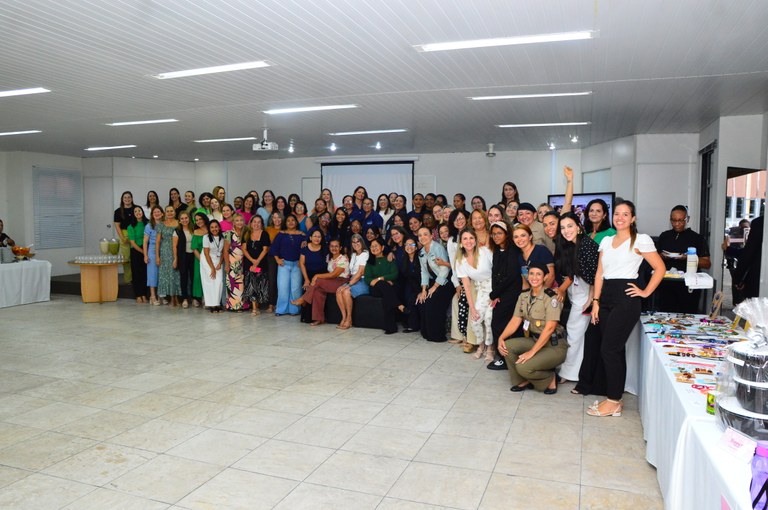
[637,314,751,510]
[0,259,52,308]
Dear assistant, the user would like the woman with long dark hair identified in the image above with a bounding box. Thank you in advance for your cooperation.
[553,213,599,384]
[191,212,209,307]
[587,201,664,417]
[336,233,369,329]
[242,215,271,315]
[173,211,195,308]
[114,191,135,285]
[365,237,404,335]
[399,236,422,333]
[127,205,148,303]
[156,206,181,306]
[501,181,519,205]
[292,239,349,326]
[486,221,523,370]
[585,199,616,245]
[201,219,225,312]
[445,208,474,348]
[143,206,164,305]
[269,214,306,316]
[168,188,185,218]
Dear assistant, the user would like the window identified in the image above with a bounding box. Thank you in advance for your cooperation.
[33,168,83,249]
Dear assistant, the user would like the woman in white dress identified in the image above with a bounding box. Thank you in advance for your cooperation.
[201,219,225,312]
[455,228,495,362]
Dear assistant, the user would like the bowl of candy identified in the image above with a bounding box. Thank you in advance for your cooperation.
[11,245,34,260]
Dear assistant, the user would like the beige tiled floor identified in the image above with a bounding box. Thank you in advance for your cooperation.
[0,295,664,509]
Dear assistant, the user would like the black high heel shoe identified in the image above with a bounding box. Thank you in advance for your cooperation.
[544,374,558,395]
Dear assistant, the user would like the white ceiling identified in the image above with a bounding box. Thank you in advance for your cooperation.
[1,0,767,161]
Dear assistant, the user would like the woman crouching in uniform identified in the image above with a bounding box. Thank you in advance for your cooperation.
[497,261,566,394]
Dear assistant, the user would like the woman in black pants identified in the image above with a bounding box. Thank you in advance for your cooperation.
[173,211,196,308]
[487,221,523,370]
[416,227,454,342]
[399,236,422,333]
[588,201,664,417]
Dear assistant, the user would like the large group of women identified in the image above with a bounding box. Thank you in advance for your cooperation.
[113,167,666,417]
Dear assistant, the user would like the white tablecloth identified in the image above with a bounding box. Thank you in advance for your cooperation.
[667,418,751,510]
[636,315,752,510]
[0,259,52,308]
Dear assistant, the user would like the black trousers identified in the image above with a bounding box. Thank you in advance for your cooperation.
[403,286,421,330]
[491,298,517,350]
[267,257,278,306]
[598,279,641,400]
[574,323,607,396]
[420,282,454,342]
[370,281,402,333]
[129,247,147,298]
[178,251,194,300]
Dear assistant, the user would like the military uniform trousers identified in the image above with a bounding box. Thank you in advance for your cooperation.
[503,336,568,391]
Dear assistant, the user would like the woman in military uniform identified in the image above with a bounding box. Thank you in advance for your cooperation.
[498,261,566,394]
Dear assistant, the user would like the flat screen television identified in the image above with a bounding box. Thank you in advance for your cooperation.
[547,192,616,228]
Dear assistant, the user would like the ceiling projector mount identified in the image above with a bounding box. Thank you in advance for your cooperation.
[253,127,278,151]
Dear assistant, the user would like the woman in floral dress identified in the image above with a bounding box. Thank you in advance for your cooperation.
[156,205,181,306]
[225,213,247,311]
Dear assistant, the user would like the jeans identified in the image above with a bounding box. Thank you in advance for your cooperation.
[276,260,302,315]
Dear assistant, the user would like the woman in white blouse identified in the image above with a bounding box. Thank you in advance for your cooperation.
[335,234,369,329]
[588,201,665,417]
[201,219,225,312]
[455,229,495,362]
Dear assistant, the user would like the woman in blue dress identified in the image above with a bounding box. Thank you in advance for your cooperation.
[143,206,163,305]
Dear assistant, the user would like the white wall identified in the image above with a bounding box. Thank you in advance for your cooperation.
[225,149,581,209]
[580,135,636,202]
[3,152,84,275]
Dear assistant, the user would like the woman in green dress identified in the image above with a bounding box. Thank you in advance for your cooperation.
[156,205,181,306]
[191,212,208,307]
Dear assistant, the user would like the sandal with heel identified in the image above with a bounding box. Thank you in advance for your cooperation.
[586,399,623,417]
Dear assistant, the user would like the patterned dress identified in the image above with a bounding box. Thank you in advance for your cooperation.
[157,223,181,297]
[225,229,247,310]
[191,233,204,299]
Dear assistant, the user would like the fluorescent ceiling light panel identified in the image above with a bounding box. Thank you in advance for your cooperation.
[470,91,592,100]
[264,104,358,115]
[193,137,257,143]
[107,118,178,126]
[497,122,591,128]
[153,61,270,79]
[0,129,42,136]
[329,129,407,136]
[415,30,595,52]
[0,87,50,98]
[85,144,137,151]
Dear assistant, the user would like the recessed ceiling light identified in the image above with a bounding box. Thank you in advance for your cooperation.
[329,129,407,136]
[375,142,382,150]
[329,143,337,152]
[193,137,257,143]
[152,61,270,79]
[548,142,557,150]
[0,87,50,98]
[414,30,595,52]
[107,119,178,126]
[469,91,592,100]
[0,129,42,136]
[194,158,200,162]
[264,104,358,115]
[571,135,579,143]
[153,155,158,158]
[497,122,591,128]
[84,144,137,151]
